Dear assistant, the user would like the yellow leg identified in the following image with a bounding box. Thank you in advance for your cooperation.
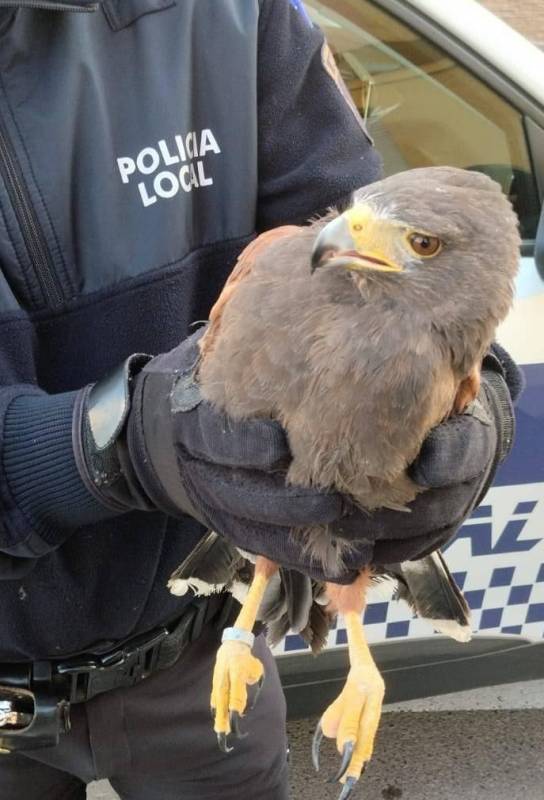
[314,610,385,799]
[234,572,270,629]
[211,559,276,751]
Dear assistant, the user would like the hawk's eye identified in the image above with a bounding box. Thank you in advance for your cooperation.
[408,233,442,257]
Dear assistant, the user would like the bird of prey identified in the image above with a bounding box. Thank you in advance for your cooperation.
[168,167,520,798]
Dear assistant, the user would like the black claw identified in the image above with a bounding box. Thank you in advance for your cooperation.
[217,732,234,754]
[250,676,265,710]
[329,740,355,783]
[311,722,324,771]
[338,776,358,800]
[229,711,248,739]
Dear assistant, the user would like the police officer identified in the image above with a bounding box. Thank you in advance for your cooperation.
[0,1,521,798]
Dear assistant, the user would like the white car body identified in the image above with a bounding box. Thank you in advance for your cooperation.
[276,0,544,669]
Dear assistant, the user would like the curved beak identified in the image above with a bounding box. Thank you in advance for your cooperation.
[311,216,355,273]
[311,213,403,274]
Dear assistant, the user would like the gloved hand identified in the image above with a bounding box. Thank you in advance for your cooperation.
[74,329,521,583]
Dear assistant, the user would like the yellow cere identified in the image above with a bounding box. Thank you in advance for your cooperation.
[343,206,443,269]
[341,205,404,273]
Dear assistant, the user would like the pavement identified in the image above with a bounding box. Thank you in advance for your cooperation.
[87,679,544,799]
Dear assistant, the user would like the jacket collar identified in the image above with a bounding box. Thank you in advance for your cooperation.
[0,1,100,10]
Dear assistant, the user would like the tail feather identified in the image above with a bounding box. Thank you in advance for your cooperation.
[266,615,292,649]
[280,568,314,633]
[258,572,287,622]
[168,531,242,596]
[388,551,472,643]
[266,576,333,654]
[300,600,333,655]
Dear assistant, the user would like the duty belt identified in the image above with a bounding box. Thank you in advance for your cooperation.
[0,594,234,753]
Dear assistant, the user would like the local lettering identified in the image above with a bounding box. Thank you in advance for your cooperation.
[117,129,221,207]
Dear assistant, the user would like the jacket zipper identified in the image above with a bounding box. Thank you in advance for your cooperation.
[0,2,99,10]
[0,118,64,307]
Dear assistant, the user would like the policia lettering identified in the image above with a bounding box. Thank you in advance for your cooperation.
[117,129,221,207]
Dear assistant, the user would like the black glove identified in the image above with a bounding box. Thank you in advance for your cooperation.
[73,329,521,583]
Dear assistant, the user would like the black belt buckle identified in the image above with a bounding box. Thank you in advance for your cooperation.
[0,602,219,753]
[0,662,70,752]
[56,626,171,703]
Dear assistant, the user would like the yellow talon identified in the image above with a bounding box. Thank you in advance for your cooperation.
[211,639,264,731]
[211,559,276,751]
[315,609,385,796]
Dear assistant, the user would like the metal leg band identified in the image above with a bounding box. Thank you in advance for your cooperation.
[221,627,255,648]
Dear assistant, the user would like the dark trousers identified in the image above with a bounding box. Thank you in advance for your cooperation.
[0,627,289,799]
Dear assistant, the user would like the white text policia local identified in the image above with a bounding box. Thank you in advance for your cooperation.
[117,130,221,207]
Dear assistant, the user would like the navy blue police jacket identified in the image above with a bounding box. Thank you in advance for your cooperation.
[0,0,382,660]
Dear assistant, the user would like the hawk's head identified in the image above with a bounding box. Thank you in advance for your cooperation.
[311,167,520,326]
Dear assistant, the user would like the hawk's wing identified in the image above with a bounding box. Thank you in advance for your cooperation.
[199,226,299,360]
[195,224,332,654]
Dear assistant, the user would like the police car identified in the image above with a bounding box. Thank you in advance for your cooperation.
[278,0,544,717]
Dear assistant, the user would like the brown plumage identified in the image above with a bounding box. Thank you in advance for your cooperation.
[170,167,520,793]
[197,166,519,568]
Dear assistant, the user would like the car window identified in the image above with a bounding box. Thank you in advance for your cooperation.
[306,0,540,240]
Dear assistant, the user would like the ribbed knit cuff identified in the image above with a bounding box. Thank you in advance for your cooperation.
[488,342,526,404]
[482,369,515,464]
[2,392,116,545]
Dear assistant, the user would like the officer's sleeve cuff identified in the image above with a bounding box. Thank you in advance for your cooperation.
[2,391,115,555]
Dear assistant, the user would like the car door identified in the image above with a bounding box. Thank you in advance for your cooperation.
[278,0,544,669]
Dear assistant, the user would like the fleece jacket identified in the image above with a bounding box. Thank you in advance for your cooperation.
[0,0,381,659]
